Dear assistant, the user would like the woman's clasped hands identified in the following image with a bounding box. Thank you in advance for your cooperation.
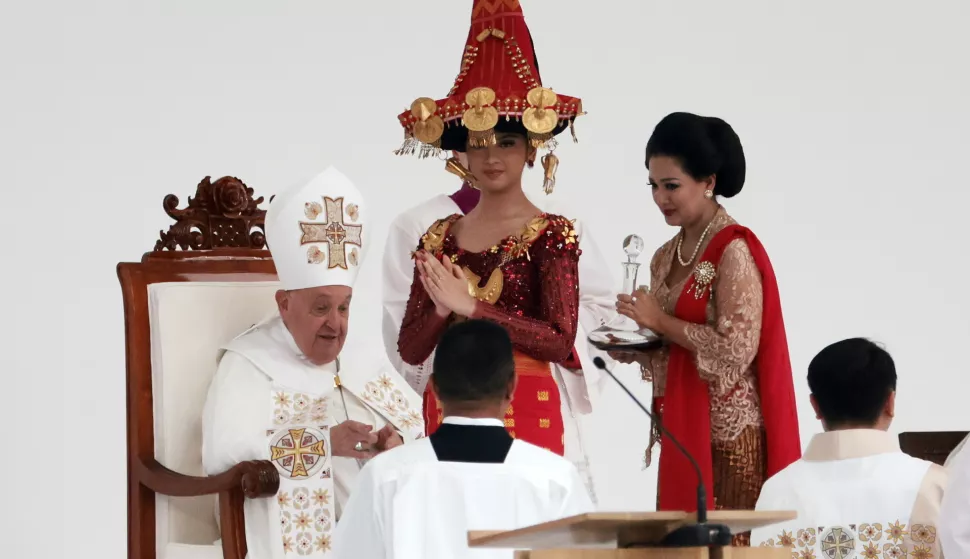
[416,250,477,318]
[607,286,668,366]
[615,286,666,332]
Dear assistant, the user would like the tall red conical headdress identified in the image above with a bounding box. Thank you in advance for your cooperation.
[395,0,585,172]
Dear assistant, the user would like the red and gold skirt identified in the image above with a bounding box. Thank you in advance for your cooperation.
[422,351,565,456]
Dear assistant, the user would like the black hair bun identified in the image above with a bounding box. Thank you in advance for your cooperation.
[703,116,746,198]
[645,112,747,198]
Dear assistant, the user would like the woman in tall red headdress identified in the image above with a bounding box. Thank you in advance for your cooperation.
[611,112,802,545]
[395,0,586,457]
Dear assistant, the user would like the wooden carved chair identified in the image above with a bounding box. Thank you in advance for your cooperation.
[119,177,282,559]
[899,430,968,466]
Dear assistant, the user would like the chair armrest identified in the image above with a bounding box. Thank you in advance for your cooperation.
[136,458,280,498]
[133,458,278,559]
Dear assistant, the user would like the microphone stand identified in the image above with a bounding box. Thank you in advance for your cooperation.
[593,357,732,548]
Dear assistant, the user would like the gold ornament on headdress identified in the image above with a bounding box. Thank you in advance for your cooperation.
[523,87,559,134]
[410,97,444,146]
[476,27,506,42]
[463,87,499,148]
[524,87,559,149]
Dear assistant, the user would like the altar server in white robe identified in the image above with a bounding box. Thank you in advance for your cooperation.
[752,338,947,558]
[334,319,594,559]
[941,437,969,558]
[202,166,425,559]
[380,158,616,501]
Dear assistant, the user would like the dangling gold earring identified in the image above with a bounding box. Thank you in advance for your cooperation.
[444,156,479,189]
[541,152,559,194]
[704,189,714,199]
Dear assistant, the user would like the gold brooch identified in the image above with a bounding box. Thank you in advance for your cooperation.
[689,261,716,299]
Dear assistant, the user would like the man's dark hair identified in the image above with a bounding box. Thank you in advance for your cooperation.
[807,338,897,427]
[432,320,515,403]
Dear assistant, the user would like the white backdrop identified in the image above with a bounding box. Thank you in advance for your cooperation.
[2,0,969,557]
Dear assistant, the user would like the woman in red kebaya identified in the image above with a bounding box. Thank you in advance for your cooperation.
[394,0,586,456]
[611,112,801,545]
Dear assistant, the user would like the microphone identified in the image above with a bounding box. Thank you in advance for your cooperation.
[592,356,731,548]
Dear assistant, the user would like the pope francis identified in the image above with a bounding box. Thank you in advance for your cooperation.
[201,167,425,559]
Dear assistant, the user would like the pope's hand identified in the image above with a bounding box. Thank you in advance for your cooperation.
[374,423,403,452]
[331,420,378,459]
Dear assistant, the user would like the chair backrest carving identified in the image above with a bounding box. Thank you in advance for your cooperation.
[120,176,278,559]
[154,175,270,252]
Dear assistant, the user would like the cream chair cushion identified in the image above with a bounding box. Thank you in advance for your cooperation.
[149,281,281,559]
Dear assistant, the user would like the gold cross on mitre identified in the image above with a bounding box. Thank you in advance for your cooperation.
[270,428,328,479]
[299,196,363,269]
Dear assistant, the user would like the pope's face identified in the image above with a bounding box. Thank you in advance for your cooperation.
[276,285,352,366]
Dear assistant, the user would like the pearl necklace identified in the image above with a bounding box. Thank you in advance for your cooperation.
[676,214,717,266]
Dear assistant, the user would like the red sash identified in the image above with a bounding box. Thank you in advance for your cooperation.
[657,225,801,512]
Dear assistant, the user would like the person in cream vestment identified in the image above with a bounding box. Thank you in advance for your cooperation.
[752,339,947,559]
[202,167,425,559]
[941,434,969,558]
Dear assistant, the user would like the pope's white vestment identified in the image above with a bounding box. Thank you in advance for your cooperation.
[202,315,425,558]
[381,191,616,501]
[752,429,947,559]
[332,417,594,559]
[202,166,425,559]
[941,434,969,558]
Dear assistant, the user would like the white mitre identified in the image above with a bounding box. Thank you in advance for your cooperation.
[265,166,367,290]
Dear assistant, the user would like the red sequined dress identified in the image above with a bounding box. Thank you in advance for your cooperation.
[397,213,581,455]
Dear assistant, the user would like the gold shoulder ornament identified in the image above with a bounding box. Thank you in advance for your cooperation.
[418,218,452,256]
